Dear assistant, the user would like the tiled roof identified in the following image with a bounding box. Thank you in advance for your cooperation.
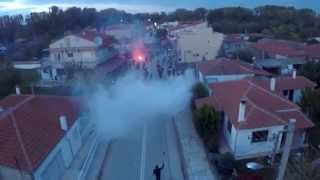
[254,58,305,68]
[197,58,270,76]
[195,79,314,130]
[0,95,81,172]
[251,76,317,92]
[304,44,320,58]
[252,39,306,58]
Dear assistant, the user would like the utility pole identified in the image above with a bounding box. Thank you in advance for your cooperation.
[270,131,281,165]
[276,119,296,180]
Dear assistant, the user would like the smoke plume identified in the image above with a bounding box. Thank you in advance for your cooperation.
[84,70,195,139]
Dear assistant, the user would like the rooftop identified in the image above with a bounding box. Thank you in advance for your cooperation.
[304,44,320,59]
[197,58,270,76]
[251,76,316,92]
[252,39,306,58]
[254,58,305,68]
[195,79,314,130]
[0,95,81,172]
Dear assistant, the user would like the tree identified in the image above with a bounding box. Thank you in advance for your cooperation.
[192,82,209,99]
[0,68,19,98]
[298,62,320,86]
[235,48,255,63]
[299,88,320,126]
[0,67,40,98]
[193,105,220,152]
[193,8,207,20]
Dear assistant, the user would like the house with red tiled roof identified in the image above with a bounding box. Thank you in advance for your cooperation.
[251,75,316,103]
[251,39,306,60]
[304,44,320,62]
[222,34,249,56]
[0,95,84,180]
[44,29,116,81]
[196,58,271,84]
[195,78,314,160]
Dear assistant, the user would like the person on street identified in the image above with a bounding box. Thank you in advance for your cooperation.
[153,163,165,180]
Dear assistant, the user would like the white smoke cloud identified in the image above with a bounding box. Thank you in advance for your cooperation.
[83,70,195,139]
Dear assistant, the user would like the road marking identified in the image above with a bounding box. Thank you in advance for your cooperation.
[140,123,147,180]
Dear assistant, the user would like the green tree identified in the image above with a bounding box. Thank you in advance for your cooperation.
[299,88,320,126]
[193,105,220,152]
[298,62,320,86]
[0,68,19,98]
[192,82,209,99]
[235,48,255,63]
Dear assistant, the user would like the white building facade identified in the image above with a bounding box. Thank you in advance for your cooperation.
[49,35,98,70]
[174,22,223,63]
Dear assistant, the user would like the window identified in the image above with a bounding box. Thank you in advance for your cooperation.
[251,130,269,143]
[283,90,288,97]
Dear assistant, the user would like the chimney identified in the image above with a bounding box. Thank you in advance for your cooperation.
[292,69,297,79]
[270,78,276,91]
[238,99,246,122]
[59,116,68,131]
[15,85,21,95]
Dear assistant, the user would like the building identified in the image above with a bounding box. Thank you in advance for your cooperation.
[0,95,84,180]
[104,24,136,41]
[251,75,316,104]
[254,58,305,75]
[195,78,314,160]
[169,22,223,63]
[222,34,250,56]
[47,29,115,80]
[251,39,306,60]
[304,44,320,62]
[196,58,270,84]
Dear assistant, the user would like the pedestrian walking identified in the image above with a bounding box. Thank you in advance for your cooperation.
[153,163,165,180]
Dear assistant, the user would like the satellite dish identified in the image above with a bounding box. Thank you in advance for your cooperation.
[246,162,265,170]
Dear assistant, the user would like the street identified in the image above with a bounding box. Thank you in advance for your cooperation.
[95,40,185,180]
[100,115,184,180]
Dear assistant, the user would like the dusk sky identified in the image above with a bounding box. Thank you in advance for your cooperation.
[0,0,319,15]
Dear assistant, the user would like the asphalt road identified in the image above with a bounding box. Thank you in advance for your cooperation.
[100,115,184,180]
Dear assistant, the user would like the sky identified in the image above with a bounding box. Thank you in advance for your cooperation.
[0,0,319,15]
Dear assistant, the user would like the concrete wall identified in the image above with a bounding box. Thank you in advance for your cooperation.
[232,125,285,159]
[0,165,32,180]
[33,120,82,180]
[293,89,302,103]
[13,62,41,70]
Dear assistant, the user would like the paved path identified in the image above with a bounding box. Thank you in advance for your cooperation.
[100,115,184,180]
[174,109,218,180]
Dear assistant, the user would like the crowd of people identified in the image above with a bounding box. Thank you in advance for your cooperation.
[129,48,184,80]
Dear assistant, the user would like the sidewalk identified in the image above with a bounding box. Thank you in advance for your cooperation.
[86,139,110,180]
[62,131,97,180]
[173,108,218,180]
